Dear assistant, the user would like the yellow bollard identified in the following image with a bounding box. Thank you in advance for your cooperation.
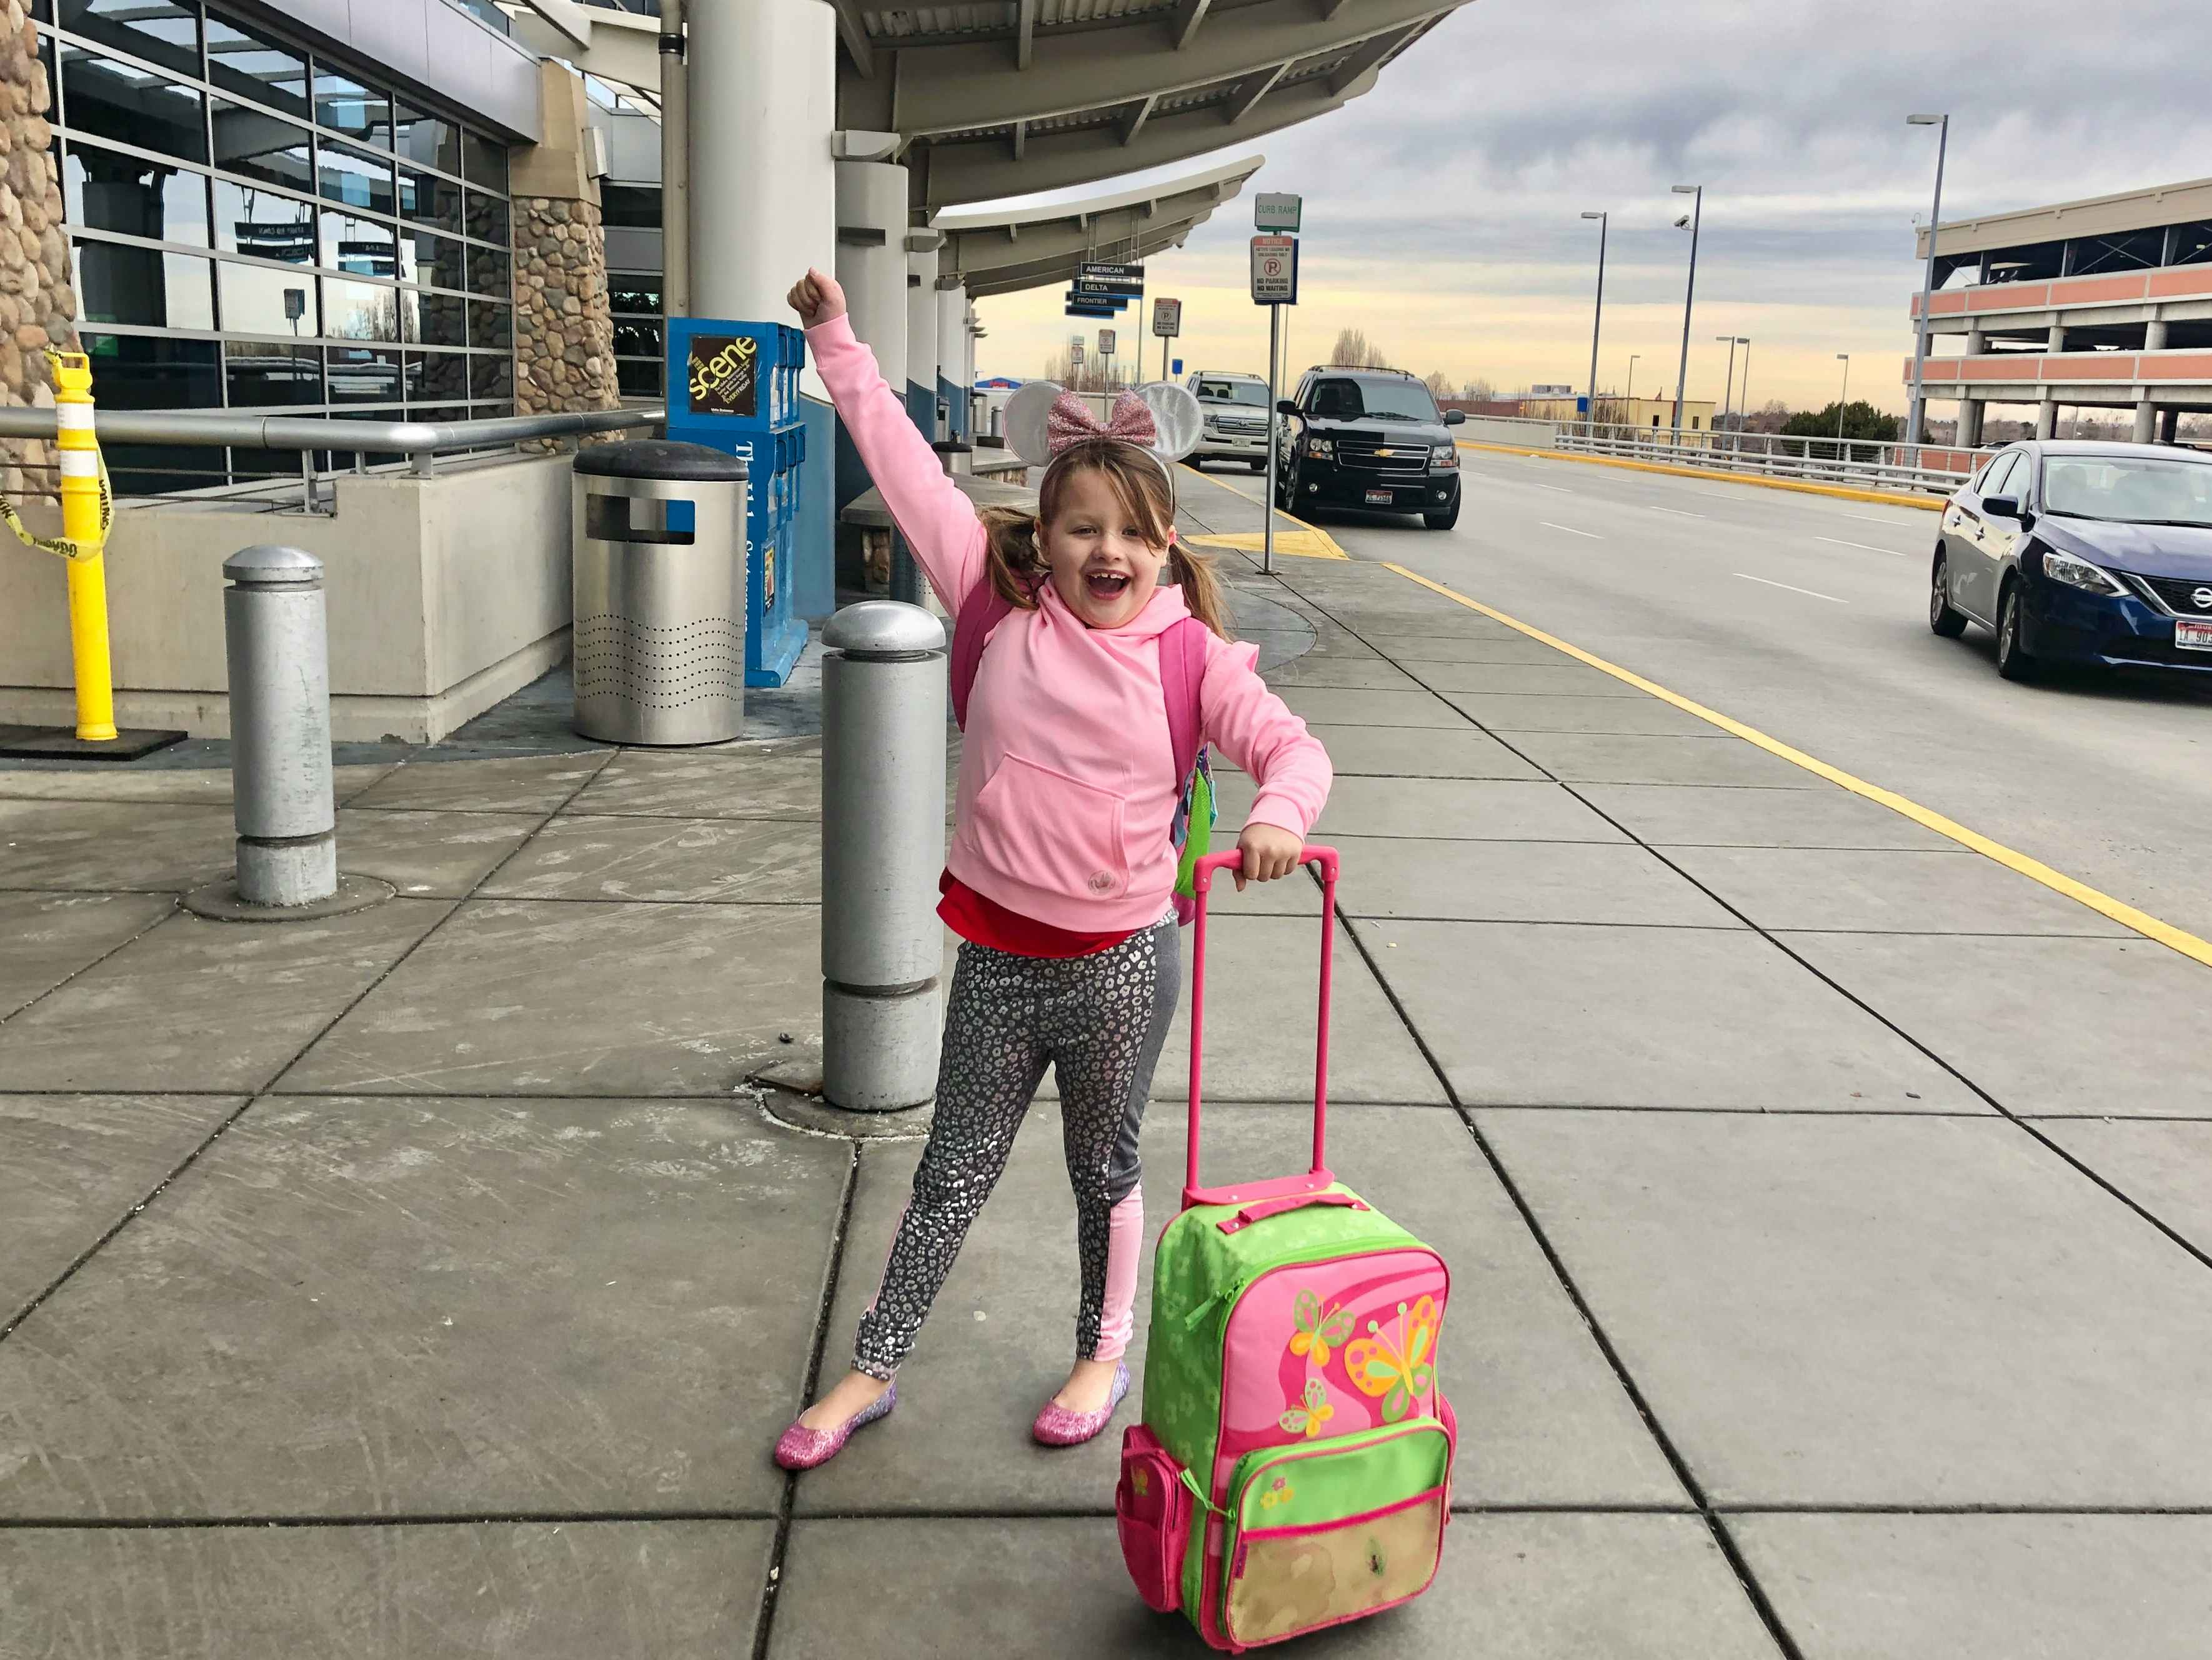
[50,350,117,741]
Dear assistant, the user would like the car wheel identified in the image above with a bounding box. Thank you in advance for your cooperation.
[1423,499,1461,531]
[1995,580,2036,681]
[1929,551,1968,638]
[1276,462,1298,510]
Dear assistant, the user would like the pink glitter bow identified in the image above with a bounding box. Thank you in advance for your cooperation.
[1045,388,1158,457]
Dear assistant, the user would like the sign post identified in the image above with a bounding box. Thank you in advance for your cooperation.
[1152,296,1181,381]
[1251,224,1300,574]
[1099,328,1116,390]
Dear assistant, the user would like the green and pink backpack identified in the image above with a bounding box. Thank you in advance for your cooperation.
[1118,847,1457,1649]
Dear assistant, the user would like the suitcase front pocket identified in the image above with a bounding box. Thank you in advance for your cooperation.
[1222,1418,1452,1648]
[1117,1425,1194,1613]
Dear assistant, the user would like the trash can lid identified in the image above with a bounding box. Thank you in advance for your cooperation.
[573,438,749,481]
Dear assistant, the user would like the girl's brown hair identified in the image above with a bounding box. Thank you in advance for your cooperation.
[977,438,1232,639]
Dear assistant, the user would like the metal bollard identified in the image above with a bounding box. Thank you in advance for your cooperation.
[821,601,947,1111]
[223,544,336,906]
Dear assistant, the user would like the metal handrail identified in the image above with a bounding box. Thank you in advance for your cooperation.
[0,404,662,472]
[1556,422,1971,496]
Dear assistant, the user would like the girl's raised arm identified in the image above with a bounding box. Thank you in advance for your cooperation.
[792,269,987,612]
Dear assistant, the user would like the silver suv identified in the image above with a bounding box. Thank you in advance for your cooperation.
[1185,370,1273,471]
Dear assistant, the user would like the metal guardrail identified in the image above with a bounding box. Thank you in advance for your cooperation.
[0,406,664,514]
[1550,423,1972,497]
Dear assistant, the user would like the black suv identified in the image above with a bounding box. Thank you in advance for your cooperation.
[1275,368,1467,530]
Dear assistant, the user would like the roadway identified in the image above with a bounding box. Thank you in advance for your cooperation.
[1297,448,2212,943]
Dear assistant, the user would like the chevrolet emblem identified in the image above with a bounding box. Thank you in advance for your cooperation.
[1374,448,1395,457]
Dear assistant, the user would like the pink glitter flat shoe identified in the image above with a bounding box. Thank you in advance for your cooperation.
[774,1382,897,1471]
[1032,1362,1129,1448]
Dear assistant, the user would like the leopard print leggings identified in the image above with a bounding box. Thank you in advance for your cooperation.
[852,919,1180,1381]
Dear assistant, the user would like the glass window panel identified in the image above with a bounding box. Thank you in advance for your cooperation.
[322,276,399,341]
[409,289,466,348]
[471,401,515,421]
[461,130,506,195]
[58,0,201,80]
[62,141,209,246]
[612,316,660,360]
[216,258,315,335]
[406,350,470,406]
[317,140,394,216]
[209,101,312,194]
[410,402,466,424]
[79,328,219,406]
[467,352,511,401]
[463,189,507,248]
[466,299,511,351]
[313,72,392,149]
[401,226,466,291]
[608,278,662,314]
[397,162,463,234]
[2168,222,2212,268]
[616,357,662,398]
[326,344,402,404]
[462,244,510,299]
[600,185,660,229]
[212,178,314,262]
[71,238,212,328]
[321,209,396,278]
[204,14,309,118]
[58,41,208,165]
[392,102,461,178]
[224,340,321,406]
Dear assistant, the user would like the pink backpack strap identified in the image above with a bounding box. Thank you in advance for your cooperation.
[1158,616,1207,787]
[949,579,1018,729]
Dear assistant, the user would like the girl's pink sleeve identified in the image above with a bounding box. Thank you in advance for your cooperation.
[1198,636,1333,838]
[805,312,988,610]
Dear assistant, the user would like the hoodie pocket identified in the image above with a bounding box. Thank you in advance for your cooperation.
[970,753,1135,902]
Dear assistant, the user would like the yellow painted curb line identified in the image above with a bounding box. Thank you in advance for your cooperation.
[1180,464,1353,559]
[1191,530,1347,562]
[1383,561,2212,974]
[1455,439,1944,513]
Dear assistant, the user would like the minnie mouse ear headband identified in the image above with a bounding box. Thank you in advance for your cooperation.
[1002,379,1204,479]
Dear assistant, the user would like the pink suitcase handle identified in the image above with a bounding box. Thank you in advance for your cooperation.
[1183,846,1339,1209]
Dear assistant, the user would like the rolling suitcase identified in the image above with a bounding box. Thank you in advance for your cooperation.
[1118,846,1457,1651]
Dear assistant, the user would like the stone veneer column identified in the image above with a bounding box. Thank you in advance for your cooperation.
[509,62,615,422]
[4,2,78,499]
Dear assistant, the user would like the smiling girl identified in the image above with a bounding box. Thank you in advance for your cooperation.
[775,269,1331,1469]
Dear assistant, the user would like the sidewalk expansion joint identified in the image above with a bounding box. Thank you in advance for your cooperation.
[0,1508,787,1531]
[0,895,181,1025]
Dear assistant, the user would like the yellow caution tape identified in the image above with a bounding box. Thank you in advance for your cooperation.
[0,346,114,561]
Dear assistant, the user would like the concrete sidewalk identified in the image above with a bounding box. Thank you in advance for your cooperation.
[5,469,2212,1655]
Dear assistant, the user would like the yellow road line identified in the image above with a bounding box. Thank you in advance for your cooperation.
[1455,439,1944,513]
[1383,561,2212,973]
[1180,464,1352,558]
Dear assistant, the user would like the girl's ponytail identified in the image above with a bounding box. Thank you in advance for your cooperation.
[1165,541,1233,640]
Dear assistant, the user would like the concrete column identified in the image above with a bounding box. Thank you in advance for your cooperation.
[1965,326,1985,353]
[905,239,940,438]
[2160,408,2181,443]
[2036,399,2058,439]
[689,0,838,618]
[2047,322,2068,352]
[2146,317,2169,352]
[2134,401,2157,443]
[1959,398,1984,447]
[511,62,617,419]
[833,158,908,594]
[936,279,967,439]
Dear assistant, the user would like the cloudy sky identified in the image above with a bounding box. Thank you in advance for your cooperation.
[967,0,2212,414]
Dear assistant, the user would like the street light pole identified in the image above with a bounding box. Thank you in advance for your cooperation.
[1716,334,1738,430]
[1835,353,1851,444]
[1581,210,1607,439]
[1906,112,1950,467]
[1670,183,1702,445]
[1735,337,1752,426]
[1626,353,1640,405]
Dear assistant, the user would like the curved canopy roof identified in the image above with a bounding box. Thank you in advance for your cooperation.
[934,151,1262,296]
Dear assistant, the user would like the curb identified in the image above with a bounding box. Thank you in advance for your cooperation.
[1456,439,1946,512]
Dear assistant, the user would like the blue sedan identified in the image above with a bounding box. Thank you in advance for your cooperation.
[1929,440,2212,681]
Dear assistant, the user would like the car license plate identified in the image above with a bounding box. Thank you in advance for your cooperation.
[2178,618,2212,652]
[1365,489,1393,506]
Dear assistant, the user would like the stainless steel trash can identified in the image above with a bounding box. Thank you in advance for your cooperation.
[571,439,749,745]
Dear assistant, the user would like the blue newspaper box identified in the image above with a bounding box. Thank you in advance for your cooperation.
[664,317,809,686]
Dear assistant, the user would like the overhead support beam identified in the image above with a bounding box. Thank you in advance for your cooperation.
[1224,60,1290,125]
[831,1,874,78]
[506,0,660,89]
[1120,93,1158,145]
[1328,22,1420,94]
[1015,0,1039,69]
[1172,0,1215,48]
[962,221,1209,299]
[1010,119,1026,161]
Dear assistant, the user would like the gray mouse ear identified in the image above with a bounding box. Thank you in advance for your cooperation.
[1133,381,1203,463]
[1004,381,1065,468]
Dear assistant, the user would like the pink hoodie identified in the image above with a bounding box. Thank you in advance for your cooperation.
[810,313,1332,934]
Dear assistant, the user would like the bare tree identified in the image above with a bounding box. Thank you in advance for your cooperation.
[1460,377,1496,403]
[1422,370,1453,400]
[1328,328,1370,368]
